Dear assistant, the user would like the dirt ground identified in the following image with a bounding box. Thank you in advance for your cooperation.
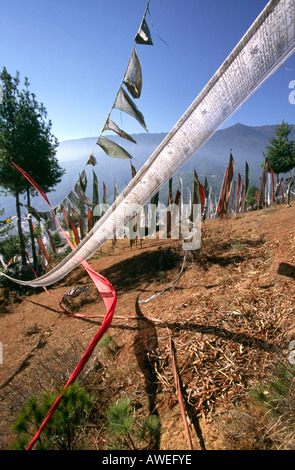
[1,202,295,450]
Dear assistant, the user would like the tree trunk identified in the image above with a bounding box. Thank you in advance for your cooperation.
[15,185,27,267]
[26,187,38,270]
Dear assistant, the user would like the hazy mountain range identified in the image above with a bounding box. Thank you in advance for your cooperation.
[1,123,294,220]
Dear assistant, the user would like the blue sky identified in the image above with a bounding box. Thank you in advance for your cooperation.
[0,0,294,144]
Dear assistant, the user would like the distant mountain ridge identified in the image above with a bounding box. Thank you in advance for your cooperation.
[1,123,294,219]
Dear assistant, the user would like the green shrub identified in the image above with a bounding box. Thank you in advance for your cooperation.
[105,395,160,450]
[12,382,95,450]
[249,362,295,449]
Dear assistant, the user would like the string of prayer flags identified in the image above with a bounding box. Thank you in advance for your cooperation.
[89,1,152,166]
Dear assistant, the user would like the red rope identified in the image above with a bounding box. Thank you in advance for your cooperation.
[10,162,117,450]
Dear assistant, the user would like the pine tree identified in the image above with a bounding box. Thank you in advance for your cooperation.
[263,121,295,181]
[0,68,64,272]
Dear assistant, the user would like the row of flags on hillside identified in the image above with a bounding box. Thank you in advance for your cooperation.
[92,0,153,161]
[215,152,249,219]
[214,151,293,220]
[2,149,293,268]
[18,1,156,257]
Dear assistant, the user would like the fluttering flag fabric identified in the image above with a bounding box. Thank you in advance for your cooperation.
[199,182,205,215]
[216,152,235,218]
[131,162,137,179]
[79,170,87,193]
[92,170,100,226]
[245,162,249,196]
[114,180,119,200]
[61,207,76,246]
[235,173,241,214]
[135,18,153,45]
[103,182,107,206]
[31,220,51,263]
[207,186,214,219]
[258,158,269,208]
[11,161,50,206]
[239,180,245,213]
[221,152,235,218]
[62,196,80,220]
[62,207,69,229]
[69,215,80,245]
[243,162,249,211]
[167,177,173,236]
[27,206,56,232]
[192,171,206,214]
[36,236,50,263]
[88,207,93,233]
[178,175,184,222]
[86,153,97,166]
[48,230,57,254]
[79,218,86,240]
[74,181,92,207]
[103,118,137,144]
[113,87,148,132]
[123,47,143,99]
[174,189,181,206]
[68,190,87,219]
[168,177,173,205]
[26,205,41,222]
[97,135,133,160]
[135,0,153,46]
[267,172,271,206]
[216,167,229,215]
[271,168,275,202]
[231,180,236,213]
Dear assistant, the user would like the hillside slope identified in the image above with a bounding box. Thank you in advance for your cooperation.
[1,202,295,450]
